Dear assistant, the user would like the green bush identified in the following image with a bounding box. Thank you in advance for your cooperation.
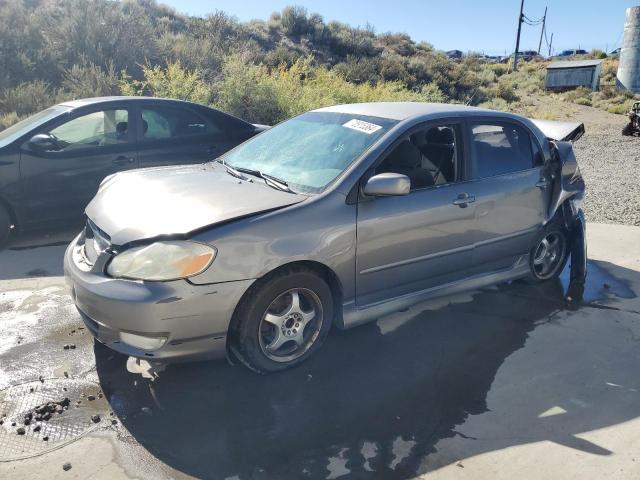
[0,111,20,129]
[0,81,52,115]
[120,61,213,104]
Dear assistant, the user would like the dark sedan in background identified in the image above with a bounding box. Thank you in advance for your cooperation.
[0,97,265,246]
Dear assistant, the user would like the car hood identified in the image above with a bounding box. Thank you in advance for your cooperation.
[85,163,306,246]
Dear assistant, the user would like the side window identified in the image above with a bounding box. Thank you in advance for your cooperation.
[376,125,458,190]
[471,123,534,178]
[48,110,129,151]
[141,107,218,140]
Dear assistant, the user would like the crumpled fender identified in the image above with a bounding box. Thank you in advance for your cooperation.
[546,140,587,302]
[548,140,585,222]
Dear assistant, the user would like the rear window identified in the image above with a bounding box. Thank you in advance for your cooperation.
[471,123,535,178]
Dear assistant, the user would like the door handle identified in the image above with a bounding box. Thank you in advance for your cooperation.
[113,156,135,166]
[535,178,549,189]
[452,193,476,208]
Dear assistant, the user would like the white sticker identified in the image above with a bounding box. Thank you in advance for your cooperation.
[343,119,382,134]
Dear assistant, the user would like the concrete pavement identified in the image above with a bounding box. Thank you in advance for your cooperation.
[0,223,638,479]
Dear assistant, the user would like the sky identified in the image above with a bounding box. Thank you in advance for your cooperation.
[160,0,637,56]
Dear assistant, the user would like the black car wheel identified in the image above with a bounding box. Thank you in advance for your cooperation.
[528,222,569,282]
[230,266,333,374]
[0,205,11,249]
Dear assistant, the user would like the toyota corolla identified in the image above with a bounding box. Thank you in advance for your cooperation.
[64,102,586,373]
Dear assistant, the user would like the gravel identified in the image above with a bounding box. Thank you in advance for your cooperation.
[558,104,640,226]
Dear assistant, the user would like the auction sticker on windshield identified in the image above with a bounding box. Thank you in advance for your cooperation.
[343,119,383,134]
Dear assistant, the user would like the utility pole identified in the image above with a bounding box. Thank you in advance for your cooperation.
[513,0,525,71]
[548,33,553,57]
[537,6,547,55]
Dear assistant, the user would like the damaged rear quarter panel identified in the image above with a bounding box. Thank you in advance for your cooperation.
[548,140,585,222]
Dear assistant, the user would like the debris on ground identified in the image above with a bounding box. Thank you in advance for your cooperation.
[16,427,25,435]
[91,415,101,423]
[62,462,72,471]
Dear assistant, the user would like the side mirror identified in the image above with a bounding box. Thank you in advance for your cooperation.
[26,133,60,152]
[363,173,410,197]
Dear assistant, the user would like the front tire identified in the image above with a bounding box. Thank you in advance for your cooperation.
[230,266,333,374]
[527,222,569,282]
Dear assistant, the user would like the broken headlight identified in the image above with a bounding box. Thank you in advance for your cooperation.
[106,241,216,281]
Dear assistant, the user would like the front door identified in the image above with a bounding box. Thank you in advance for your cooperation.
[20,106,138,226]
[355,123,476,307]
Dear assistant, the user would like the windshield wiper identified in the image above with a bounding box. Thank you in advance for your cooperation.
[233,166,296,193]
[216,159,250,181]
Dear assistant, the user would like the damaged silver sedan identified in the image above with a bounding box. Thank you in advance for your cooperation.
[64,103,586,373]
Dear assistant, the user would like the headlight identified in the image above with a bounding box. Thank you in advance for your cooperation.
[107,241,216,281]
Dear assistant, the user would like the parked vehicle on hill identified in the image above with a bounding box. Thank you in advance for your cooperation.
[0,97,264,246]
[65,102,586,373]
[558,49,588,57]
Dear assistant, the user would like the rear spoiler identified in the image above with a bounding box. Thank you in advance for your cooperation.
[530,119,585,142]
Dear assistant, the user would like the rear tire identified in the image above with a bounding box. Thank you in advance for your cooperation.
[230,266,333,374]
[526,220,570,283]
[0,205,11,249]
[622,121,635,136]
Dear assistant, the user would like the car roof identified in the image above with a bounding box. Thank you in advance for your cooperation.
[313,102,513,122]
[57,96,206,109]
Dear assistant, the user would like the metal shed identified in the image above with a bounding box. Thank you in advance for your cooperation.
[545,59,603,91]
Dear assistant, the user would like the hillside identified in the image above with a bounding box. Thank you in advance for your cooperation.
[0,1,637,127]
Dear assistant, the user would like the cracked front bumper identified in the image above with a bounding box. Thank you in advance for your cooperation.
[64,235,255,362]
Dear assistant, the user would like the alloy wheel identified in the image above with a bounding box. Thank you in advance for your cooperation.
[532,231,566,280]
[258,288,324,363]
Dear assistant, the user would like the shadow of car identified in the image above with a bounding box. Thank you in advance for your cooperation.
[93,259,638,479]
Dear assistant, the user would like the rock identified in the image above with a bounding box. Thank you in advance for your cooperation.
[39,376,44,383]
[24,419,31,426]
[16,427,25,435]
[62,462,72,471]
[91,415,101,423]
[0,420,3,425]
[70,345,76,350]
[42,436,49,441]
[29,387,34,393]
[63,345,70,350]
[55,405,63,414]
[87,395,96,401]
[11,422,16,427]
[24,412,33,421]
[111,419,118,425]
[43,413,51,421]
[33,425,41,432]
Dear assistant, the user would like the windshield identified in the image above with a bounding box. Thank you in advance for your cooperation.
[220,111,397,193]
[0,106,67,148]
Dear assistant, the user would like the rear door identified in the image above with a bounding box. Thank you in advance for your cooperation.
[355,121,477,307]
[463,119,551,274]
[135,104,243,168]
[19,104,138,226]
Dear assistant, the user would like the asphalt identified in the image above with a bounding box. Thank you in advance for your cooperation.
[0,223,638,479]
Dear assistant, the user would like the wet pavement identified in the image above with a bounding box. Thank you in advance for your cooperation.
[0,225,639,479]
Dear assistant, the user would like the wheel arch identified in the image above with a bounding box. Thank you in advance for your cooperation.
[225,259,344,366]
[228,259,342,326]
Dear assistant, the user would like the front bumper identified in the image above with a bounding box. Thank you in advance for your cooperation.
[64,235,255,362]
